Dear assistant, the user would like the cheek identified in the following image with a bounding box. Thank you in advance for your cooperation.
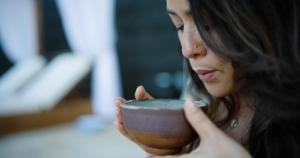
[178,35,186,57]
[220,68,235,95]
[178,33,183,46]
[204,63,235,97]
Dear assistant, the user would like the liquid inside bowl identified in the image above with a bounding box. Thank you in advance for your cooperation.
[122,99,207,110]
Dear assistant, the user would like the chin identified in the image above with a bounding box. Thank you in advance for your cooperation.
[208,91,229,97]
[205,85,232,97]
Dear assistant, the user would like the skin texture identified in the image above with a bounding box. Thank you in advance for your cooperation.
[114,0,252,157]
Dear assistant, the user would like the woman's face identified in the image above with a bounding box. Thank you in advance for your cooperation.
[167,0,235,97]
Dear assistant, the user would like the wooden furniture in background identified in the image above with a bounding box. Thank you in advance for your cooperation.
[0,98,91,136]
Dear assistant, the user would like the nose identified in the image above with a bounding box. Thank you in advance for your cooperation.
[181,28,207,59]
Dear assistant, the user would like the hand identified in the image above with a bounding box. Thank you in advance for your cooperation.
[150,100,252,158]
[114,85,153,141]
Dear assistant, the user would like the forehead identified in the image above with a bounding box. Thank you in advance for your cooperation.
[166,0,190,12]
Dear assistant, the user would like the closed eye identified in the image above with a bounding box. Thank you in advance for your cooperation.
[176,25,184,32]
[204,25,211,32]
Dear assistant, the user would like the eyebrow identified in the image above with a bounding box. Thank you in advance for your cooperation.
[167,9,192,16]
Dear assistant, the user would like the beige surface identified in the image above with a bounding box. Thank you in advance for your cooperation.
[0,123,146,158]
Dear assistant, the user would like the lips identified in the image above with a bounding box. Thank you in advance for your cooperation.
[196,69,217,82]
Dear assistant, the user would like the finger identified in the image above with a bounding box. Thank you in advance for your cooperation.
[145,153,157,158]
[148,153,185,158]
[184,100,219,139]
[116,106,123,123]
[135,85,154,100]
[114,120,128,135]
[114,97,126,108]
[114,120,144,145]
[114,97,126,123]
[149,155,180,158]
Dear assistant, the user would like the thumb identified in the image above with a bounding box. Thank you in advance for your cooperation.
[135,85,154,100]
[184,100,218,139]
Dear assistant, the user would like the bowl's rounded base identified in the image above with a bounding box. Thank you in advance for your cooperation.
[141,145,181,155]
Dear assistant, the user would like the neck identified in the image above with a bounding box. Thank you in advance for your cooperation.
[225,93,255,144]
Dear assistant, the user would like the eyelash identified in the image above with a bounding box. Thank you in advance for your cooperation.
[204,25,211,31]
[176,25,184,32]
[174,24,211,32]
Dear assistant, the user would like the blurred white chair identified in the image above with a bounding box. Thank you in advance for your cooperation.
[0,53,92,116]
[0,55,46,97]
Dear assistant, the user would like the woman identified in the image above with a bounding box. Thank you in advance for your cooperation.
[115,0,300,157]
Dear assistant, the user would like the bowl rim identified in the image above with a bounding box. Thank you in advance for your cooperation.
[120,99,208,110]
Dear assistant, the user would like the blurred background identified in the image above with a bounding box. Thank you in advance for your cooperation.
[0,0,183,158]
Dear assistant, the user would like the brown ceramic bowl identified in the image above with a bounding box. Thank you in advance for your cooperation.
[120,99,207,155]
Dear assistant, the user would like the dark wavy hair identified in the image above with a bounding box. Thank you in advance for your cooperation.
[186,0,300,157]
